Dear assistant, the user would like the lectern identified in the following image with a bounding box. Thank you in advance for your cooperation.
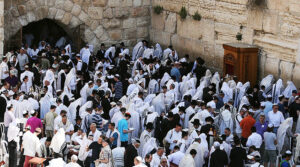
[223,43,259,86]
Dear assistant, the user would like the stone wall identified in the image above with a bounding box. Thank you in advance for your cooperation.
[150,0,300,86]
[4,0,151,51]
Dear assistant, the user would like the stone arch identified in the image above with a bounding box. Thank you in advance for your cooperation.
[4,0,109,51]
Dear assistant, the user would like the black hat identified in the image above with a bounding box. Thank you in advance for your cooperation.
[167,112,174,118]
[191,119,201,125]
[205,116,214,123]
[146,122,154,130]
[75,116,82,121]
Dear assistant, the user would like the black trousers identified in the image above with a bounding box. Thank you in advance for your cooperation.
[18,150,25,167]
[121,141,128,147]
[8,141,17,167]
[241,137,248,147]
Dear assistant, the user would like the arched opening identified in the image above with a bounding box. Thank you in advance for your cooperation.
[4,18,85,53]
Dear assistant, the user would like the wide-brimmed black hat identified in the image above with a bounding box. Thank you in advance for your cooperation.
[191,119,200,125]
[205,116,214,123]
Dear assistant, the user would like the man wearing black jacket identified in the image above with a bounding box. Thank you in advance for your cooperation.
[124,139,140,167]
[229,136,247,167]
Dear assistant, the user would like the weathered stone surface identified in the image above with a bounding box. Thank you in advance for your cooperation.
[17,5,26,15]
[133,0,142,7]
[71,4,81,16]
[61,12,72,25]
[150,29,171,46]
[103,8,113,19]
[92,0,108,7]
[108,0,121,7]
[34,6,49,20]
[55,0,64,9]
[131,7,149,17]
[137,27,148,38]
[78,11,88,22]
[292,64,300,86]
[25,0,36,11]
[279,61,294,82]
[263,10,279,34]
[84,28,95,42]
[48,7,57,19]
[88,7,103,20]
[64,0,74,12]
[264,57,279,77]
[102,19,121,29]
[69,16,81,28]
[113,8,129,18]
[123,18,136,29]
[109,29,122,40]
[95,26,105,39]
[143,0,151,6]
[10,8,19,17]
[137,16,150,26]
[164,13,176,33]
[247,10,263,30]
[55,9,65,21]
[151,11,165,31]
[124,28,137,39]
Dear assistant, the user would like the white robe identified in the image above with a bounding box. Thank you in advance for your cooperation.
[179,154,195,167]
[80,84,91,105]
[128,105,141,138]
[56,70,66,91]
[153,43,163,59]
[40,93,51,119]
[68,98,82,125]
[219,109,234,134]
[80,47,91,65]
[64,68,77,92]
[139,130,152,156]
[132,42,144,61]
[184,106,195,129]
[283,81,297,98]
[186,142,205,167]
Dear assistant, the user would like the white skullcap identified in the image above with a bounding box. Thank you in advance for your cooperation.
[135,156,143,162]
[268,123,273,128]
[247,155,254,159]
[71,155,78,161]
[30,110,36,115]
[213,141,220,148]
[260,102,265,107]
[22,110,28,115]
[267,94,272,98]
[285,150,292,155]
[128,78,133,83]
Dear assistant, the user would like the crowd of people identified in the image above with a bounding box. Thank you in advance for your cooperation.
[0,38,300,167]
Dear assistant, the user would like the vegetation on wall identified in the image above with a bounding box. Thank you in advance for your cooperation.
[153,5,164,14]
[179,7,187,19]
[236,25,244,41]
[193,11,201,21]
[246,0,267,10]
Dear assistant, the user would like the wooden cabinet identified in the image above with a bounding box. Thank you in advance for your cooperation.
[223,43,259,87]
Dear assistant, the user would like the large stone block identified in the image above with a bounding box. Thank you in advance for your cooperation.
[55,9,65,21]
[92,0,108,7]
[55,0,64,9]
[137,16,150,26]
[95,25,105,39]
[164,13,177,34]
[280,61,294,82]
[133,0,142,7]
[151,30,171,46]
[263,10,279,34]
[131,7,149,17]
[123,18,136,29]
[78,11,89,22]
[61,12,72,25]
[102,19,121,29]
[124,28,137,39]
[10,8,19,17]
[84,28,95,42]
[69,16,81,28]
[90,20,99,30]
[48,7,58,19]
[264,57,279,77]
[103,8,113,19]
[64,0,74,12]
[247,10,263,30]
[18,5,26,15]
[88,7,103,19]
[292,64,300,86]
[108,29,122,40]
[34,6,49,20]
[25,0,36,11]
[137,27,148,38]
[113,8,130,18]
[151,11,165,31]
[108,0,121,7]
[71,4,81,16]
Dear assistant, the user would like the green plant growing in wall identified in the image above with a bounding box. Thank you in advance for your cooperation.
[193,11,201,21]
[179,7,187,19]
[236,25,244,41]
[153,5,164,15]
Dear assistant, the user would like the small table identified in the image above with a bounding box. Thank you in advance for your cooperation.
[29,157,46,167]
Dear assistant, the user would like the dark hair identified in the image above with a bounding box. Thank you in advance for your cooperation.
[233,135,241,145]
[251,126,256,133]
[224,104,230,110]
[174,146,180,150]
[190,149,197,155]
[109,122,115,127]
[225,128,231,132]
[50,105,57,109]
[60,110,67,115]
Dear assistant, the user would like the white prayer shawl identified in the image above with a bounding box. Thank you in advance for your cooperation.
[221,82,233,103]
[50,128,66,153]
[296,114,300,134]
[234,82,243,108]
[78,136,92,161]
[272,79,284,103]
[295,135,300,163]
[11,99,23,119]
[186,142,205,167]
[56,70,66,91]
[153,43,163,59]
[65,162,81,167]
[43,69,56,89]
[64,68,77,91]
[132,42,144,61]
[128,105,141,138]
[193,78,209,100]
[65,44,72,57]
[199,109,211,125]
[47,158,66,167]
[283,81,297,98]
[148,79,159,94]
[219,109,234,134]
[184,106,196,129]
[56,104,69,116]
[139,130,152,156]
[152,93,166,115]
[160,73,171,89]
[68,98,82,125]
[238,82,250,102]
[20,99,33,116]
[55,37,66,48]
[146,65,156,77]
[80,84,91,105]
[0,61,9,80]
[211,72,221,94]
[106,128,121,147]
[260,74,275,93]
[228,80,237,90]
[40,94,51,119]
[79,101,93,119]
[127,83,138,96]
[165,90,175,109]
[199,133,209,157]
[80,47,91,65]
[144,94,156,105]
[109,106,120,119]
[143,48,154,59]
[163,48,172,61]
[277,118,293,153]
[238,96,249,112]
[105,46,116,63]
[111,111,124,128]
[131,59,143,76]
[120,48,130,56]
[142,137,157,159]
[179,154,196,167]
[7,121,20,144]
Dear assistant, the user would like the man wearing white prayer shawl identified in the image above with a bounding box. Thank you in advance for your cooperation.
[68,98,82,125]
[148,79,159,94]
[152,93,166,115]
[7,120,20,167]
[55,36,66,48]
[11,97,23,118]
[178,149,197,167]
[139,123,153,156]
[55,98,69,116]
[104,46,116,63]
[277,118,294,154]
[47,158,66,167]
[143,48,154,59]
[283,81,297,98]
[23,128,42,167]
[56,68,67,91]
[186,137,206,167]
[128,105,141,139]
[271,79,284,103]
[132,41,144,61]
[80,45,91,65]
[43,67,56,94]
[218,105,234,134]
[50,128,66,154]
[66,155,81,167]
[40,93,51,119]
[184,100,197,129]
[111,108,126,128]
[55,115,74,143]
[64,68,77,94]
[20,66,34,89]
[165,124,182,151]
[65,44,72,57]
[80,81,94,105]
[153,43,163,59]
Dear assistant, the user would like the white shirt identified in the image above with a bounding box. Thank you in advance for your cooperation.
[80,47,91,65]
[246,132,263,149]
[150,153,168,167]
[165,129,182,150]
[112,147,125,167]
[23,132,41,157]
[268,111,284,127]
[235,113,243,134]
[89,129,102,142]
[168,151,185,165]
[0,61,9,79]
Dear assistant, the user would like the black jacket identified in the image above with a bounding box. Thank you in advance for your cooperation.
[229,146,247,167]
[124,144,138,167]
[210,149,228,167]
